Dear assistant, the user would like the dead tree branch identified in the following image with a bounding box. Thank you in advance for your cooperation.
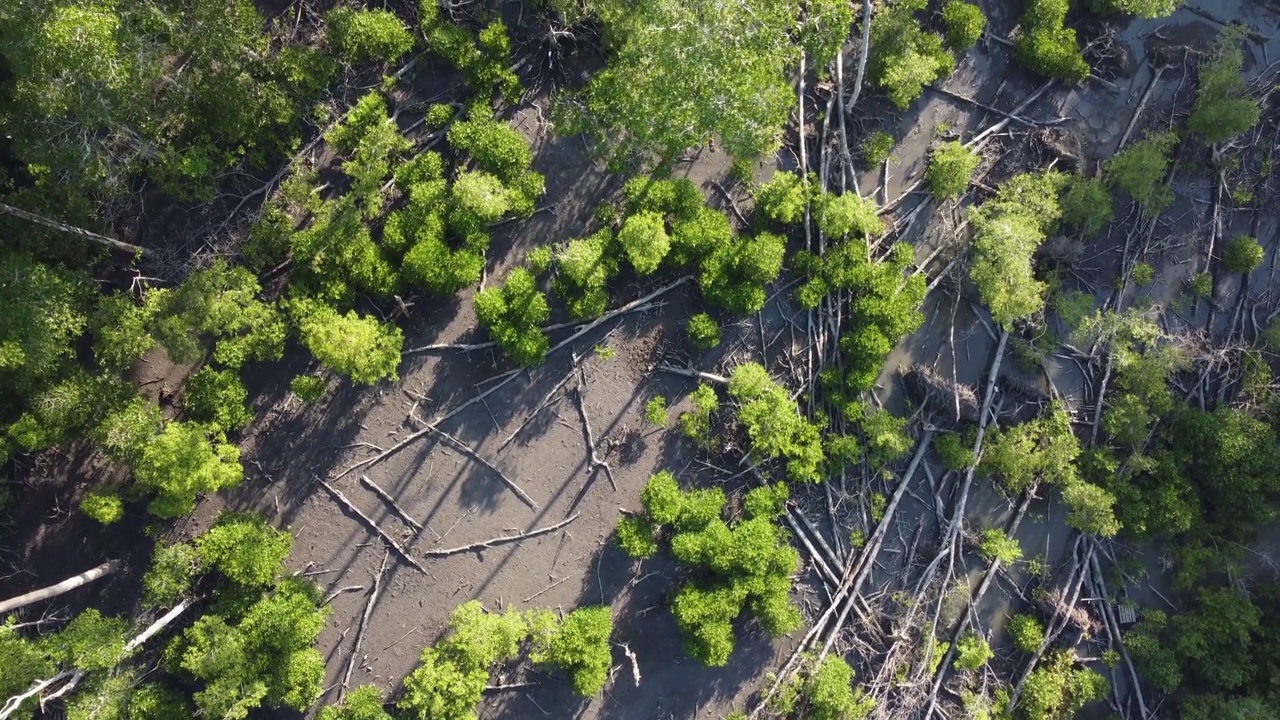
[316,479,431,576]
[360,475,425,533]
[340,552,389,701]
[421,514,580,557]
[0,561,120,615]
[0,203,150,258]
[408,412,539,510]
[573,380,617,491]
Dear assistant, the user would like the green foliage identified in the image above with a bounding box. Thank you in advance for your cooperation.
[0,623,51,711]
[1018,650,1107,720]
[953,634,994,671]
[326,8,414,65]
[636,470,800,666]
[645,396,669,426]
[134,421,243,518]
[176,580,329,719]
[728,363,826,483]
[421,8,520,102]
[856,405,913,468]
[475,268,550,366]
[681,384,720,447]
[687,313,723,350]
[618,210,672,275]
[529,606,613,696]
[1132,262,1155,287]
[447,116,538,187]
[127,683,192,720]
[81,489,125,525]
[553,229,618,319]
[184,368,252,434]
[7,370,126,452]
[616,516,659,558]
[861,131,895,167]
[672,206,733,266]
[1089,0,1181,18]
[196,512,294,589]
[1060,174,1114,235]
[43,609,128,671]
[978,529,1021,565]
[143,541,200,608]
[425,104,456,129]
[969,170,1067,326]
[146,261,286,367]
[935,432,974,471]
[397,600,528,720]
[927,141,979,199]
[814,192,884,238]
[296,303,402,384]
[1188,27,1259,144]
[755,172,809,225]
[942,1,986,51]
[1224,236,1264,273]
[318,685,393,720]
[804,656,875,720]
[869,0,955,109]
[556,0,799,165]
[1106,132,1177,215]
[1192,272,1213,297]
[1008,614,1044,653]
[0,253,90,397]
[526,246,553,275]
[699,232,786,314]
[1016,0,1090,83]
[290,375,327,403]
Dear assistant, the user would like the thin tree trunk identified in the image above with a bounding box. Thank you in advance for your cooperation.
[0,561,119,615]
[0,203,150,258]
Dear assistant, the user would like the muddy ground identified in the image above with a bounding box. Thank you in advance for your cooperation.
[4,0,1280,718]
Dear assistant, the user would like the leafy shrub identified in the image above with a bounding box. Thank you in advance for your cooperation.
[176,580,329,719]
[699,232,786,314]
[393,151,445,191]
[953,634,994,671]
[81,489,124,525]
[969,170,1067,326]
[1060,174,1113,235]
[1188,27,1259,144]
[926,141,979,199]
[814,191,884,238]
[680,384,720,447]
[672,206,732,266]
[935,432,974,470]
[981,403,1079,494]
[1008,613,1044,653]
[93,395,164,465]
[728,363,826,483]
[290,375,326,403]
[645,396,669,427]
[870,0,955,109]
[421,5,520,101]
[633,470,800,666]
[616,515,659,558]
[1191,272,1213,298]
[1224,235,1264,273]
[425,103,455,129]
[529,606,613,696]
[7,371,125,452]
[526,246,553,275]
[1019,651,1107,720]
[618,210,671,275]
[623,176,704,219]
[856,405,913,468]
[804,656,875,720]
[942,1,986,50]
[448,170,513,235]
[184,367,253,433]
[145,261,287,367]
[135,421,243,518]
[861,131,895,166]
[1106,132,1176,215]
[327,8,414,64]
[397,601,527,720]
[296,303,402,384]
[143,541,199,608]
[196,512,294,588]
[447,116,536,185]
[554,229,618,319]
[1089,0,1181,18]
[45,608,129,671]
[318,685,393,720]
[978,528,1021,564]
[687,313,722,350]
[93,292,158,373]
[475,268,550,366]
[1016,0,1089,83]
[755,172,808,225]
[125,682,191,720]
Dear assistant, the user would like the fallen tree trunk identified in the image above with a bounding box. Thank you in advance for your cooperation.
[0,203,150,258]
[0,561,120,615]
